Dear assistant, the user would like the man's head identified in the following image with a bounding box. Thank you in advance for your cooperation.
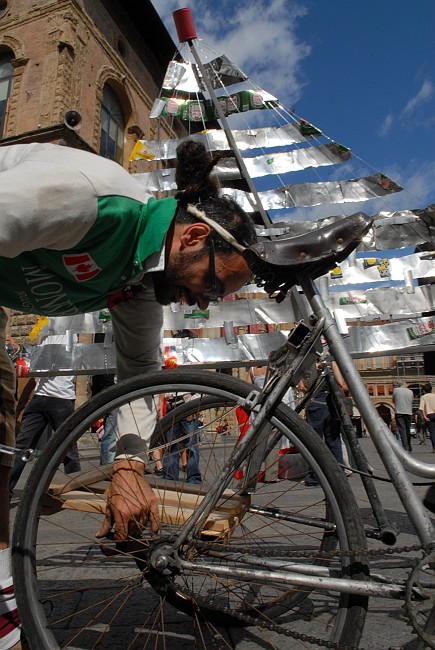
[152,138,257,307]
[153,197,257,308]
[423,382,433,394]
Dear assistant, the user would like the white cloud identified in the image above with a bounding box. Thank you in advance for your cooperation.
[378,81,434,137]
[400,80,434,118]
[151,0,311,108]
[379,112,394,137]
[379,159,435,210]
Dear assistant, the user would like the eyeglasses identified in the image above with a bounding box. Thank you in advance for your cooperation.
[203,236,220,304]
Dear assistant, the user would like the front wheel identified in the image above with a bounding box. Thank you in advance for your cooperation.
[13,369,368,649]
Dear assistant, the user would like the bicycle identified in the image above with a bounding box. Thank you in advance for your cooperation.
[11,210,435,649]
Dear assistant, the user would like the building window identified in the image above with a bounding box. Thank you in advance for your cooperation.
[367,385,374,396]
[99,84,125,164]
[374,357,383,369]
[0,52,13,138]
[0,2,8,17]
[377,385,385,396]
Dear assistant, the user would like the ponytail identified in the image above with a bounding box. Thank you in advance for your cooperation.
[174,140,256,254]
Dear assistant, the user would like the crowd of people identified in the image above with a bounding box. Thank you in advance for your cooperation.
[390,380,435,452]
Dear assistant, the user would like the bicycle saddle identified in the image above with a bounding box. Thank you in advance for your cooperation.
[243,211,373,301]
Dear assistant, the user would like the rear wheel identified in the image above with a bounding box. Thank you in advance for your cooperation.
[13,369,368,649]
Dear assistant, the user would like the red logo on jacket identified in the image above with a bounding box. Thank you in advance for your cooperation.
[63,253,101,282]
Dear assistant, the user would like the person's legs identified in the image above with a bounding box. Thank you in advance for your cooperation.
[62,442,81,474]
[417,421,426,444]
[44,397,80,474]
[9,397,48,494]
[100,411,117,465]
[427,414,435,451]
[182,419,202,484]
[0,308,21,649]
[162,420,181,481]
[423,416,435,513]
[324,417,344,466]
[405,415,412,449]
[396,414,411,451]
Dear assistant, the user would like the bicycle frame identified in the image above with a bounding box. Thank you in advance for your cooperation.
[156,272,435,610]
[299,275,435,544]
[170,275,434,553]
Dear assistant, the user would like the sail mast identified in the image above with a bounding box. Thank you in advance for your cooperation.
[173,7,272,228]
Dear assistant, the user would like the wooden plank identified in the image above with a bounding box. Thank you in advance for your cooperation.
[42,484,250,536]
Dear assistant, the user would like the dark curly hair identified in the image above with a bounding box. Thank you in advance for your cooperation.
[174,139,257,255]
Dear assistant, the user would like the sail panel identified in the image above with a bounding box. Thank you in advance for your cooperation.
[132,142,352,191]
[26,315,435,375]
[129,123,320,162]
[223,173,402,211]
[161,56,248,95]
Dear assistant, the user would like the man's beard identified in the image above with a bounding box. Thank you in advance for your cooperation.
[151,250,204,306]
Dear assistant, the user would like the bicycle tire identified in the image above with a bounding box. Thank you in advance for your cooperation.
[12,369,368,649]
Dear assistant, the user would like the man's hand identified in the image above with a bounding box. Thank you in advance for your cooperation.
[96,460,160,541]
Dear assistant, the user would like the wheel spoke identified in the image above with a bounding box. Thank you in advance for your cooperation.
[13,370,368,648]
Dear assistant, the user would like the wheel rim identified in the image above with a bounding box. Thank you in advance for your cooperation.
[12,370,367,649]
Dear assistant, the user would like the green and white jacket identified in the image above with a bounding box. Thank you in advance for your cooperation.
[0,144,177,378]
[0,143,178,451]
[0,143,177,317]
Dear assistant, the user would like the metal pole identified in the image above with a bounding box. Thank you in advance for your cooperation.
[173,8,272,228]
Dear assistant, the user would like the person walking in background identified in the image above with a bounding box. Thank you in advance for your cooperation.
[160,393,202,484]
[216,418,230,435]
[419,383,435,452]
[167,414,202,483]
[299,378,344,487]
[9,334,81,497]
[90,374,117,466]
[421,383,435,514]
[392,380,414,452]
[389,416,400,441]
[416,409,428,446]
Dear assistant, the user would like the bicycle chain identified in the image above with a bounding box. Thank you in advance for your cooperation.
[190,537,435,560]
[180,582,363,650]
[179,538,435,650]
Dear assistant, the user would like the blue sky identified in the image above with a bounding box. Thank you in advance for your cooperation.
[151,0,435,220]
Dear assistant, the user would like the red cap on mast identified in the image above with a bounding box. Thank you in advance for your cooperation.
[173,7,197,42]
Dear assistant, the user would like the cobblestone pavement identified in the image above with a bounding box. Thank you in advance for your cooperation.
[10,435,435,650]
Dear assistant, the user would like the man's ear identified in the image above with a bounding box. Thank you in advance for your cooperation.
[179,223,211,250]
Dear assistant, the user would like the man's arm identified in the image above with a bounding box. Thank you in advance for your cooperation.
[109,285,163,450]
[101,286,163,539]
[0,143,146,258]
[109,283,163,382]
[0,144,99,257]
